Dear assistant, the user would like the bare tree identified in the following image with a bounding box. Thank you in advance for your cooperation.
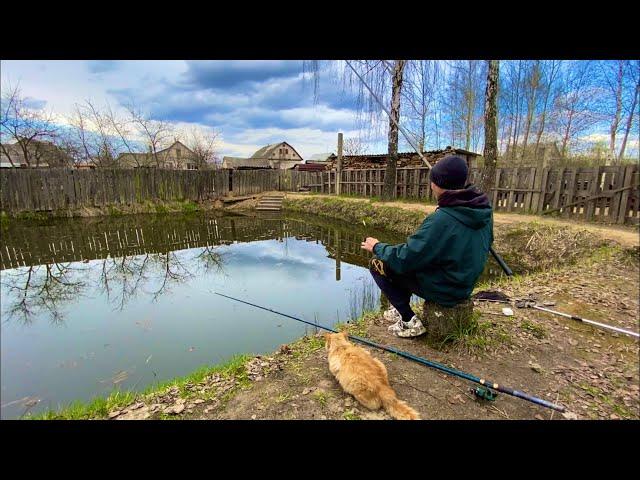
[342,137,367,156]
[179,125,221,169]
[0,84,59,167]
[520,60,542,162]
[596,60,626,163]
[552,61,600,159]
[67,101,120,168]
[304,59,408,200]
[403,60,441,151]
[533,60,562,162]
[124,103,174,167]
[479,60,499,196]
[381,60,407,200]
[618,60,640,161]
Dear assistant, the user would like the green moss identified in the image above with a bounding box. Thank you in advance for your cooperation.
[15,211,50,222]
[107,205,123,216]
[0,211,9,228]
[181,201,199,213]
[283,197,424,236]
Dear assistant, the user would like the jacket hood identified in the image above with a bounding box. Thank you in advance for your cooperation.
[437,184,491,208]
[436,185,492,230]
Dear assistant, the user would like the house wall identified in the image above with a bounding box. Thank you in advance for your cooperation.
[267,143,302,161]
[118,142,198,170]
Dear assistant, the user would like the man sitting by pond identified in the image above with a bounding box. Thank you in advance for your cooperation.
[360,155,493,338]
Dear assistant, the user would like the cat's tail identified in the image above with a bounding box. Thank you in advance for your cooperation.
[379,386,420,420]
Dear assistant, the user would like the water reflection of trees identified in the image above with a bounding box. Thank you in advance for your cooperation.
[1,247,226,325]
[0,213,393,326]
[1,263,87,325]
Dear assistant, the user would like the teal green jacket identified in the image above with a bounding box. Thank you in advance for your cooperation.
[373,200,493,307]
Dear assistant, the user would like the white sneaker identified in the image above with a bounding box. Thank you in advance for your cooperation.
[395,316,426,338]
[388,319,405,334]
[383,307,402,323]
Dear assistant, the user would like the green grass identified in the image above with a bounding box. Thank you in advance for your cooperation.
[107,205,123,216]
[576,382,636,418]
[14,211,50,222]
[181,201,199,213]
[28,354,251,420]
[434,311,511,354]
[314,390,330,406]
[343,409,361,420]
[520,319,547,339]
[275,393,292,404]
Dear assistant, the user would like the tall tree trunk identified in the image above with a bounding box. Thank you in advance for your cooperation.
[479,60,499,196]
[534,61,560,163]
[382,60,406,201]
[521,61,540,162]
[511,61,523,163]
[561,107,574,159]
[610,61,624,164]
[618,80,639,161]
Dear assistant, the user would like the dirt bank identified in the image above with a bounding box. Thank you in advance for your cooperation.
[287,193,639,248]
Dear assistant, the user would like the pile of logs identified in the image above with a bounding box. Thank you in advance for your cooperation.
[326,147,462,170]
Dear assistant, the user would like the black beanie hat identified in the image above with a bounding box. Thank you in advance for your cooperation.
[429,155,468,190]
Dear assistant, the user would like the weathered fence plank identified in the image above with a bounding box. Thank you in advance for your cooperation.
[2,165,638,225]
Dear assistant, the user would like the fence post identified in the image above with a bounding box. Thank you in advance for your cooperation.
[584,167,600,221]
[617,164,635,224]
[336,133,343,196]
[552,167,566,211]
[536,167,550,213]
[507,168,518,212]
[491,169,501,208]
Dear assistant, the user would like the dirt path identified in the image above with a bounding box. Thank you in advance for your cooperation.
[287,194,639,248]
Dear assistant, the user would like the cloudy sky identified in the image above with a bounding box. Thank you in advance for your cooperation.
[0,60,369,158]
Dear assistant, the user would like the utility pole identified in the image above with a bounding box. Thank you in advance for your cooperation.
[336,132,343,195]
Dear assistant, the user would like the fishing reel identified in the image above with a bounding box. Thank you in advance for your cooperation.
[471,385,498,402]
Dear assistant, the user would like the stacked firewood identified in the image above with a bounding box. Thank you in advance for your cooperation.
[325,147,461,170]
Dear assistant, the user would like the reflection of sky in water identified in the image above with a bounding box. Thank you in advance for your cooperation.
[0,229,378,419]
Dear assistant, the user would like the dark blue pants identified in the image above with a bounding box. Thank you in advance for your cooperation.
[369,258,422,323]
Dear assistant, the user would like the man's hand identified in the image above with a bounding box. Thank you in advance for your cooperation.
[360,237,379,253]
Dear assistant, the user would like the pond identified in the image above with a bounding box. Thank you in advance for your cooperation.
[0,210,510,419]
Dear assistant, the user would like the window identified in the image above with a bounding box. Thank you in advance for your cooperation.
[279,148,283,154]
[176,149,181,158]
[285,149,288,154]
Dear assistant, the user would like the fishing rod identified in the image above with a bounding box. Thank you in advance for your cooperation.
[345,60,514,278]
[515,298,639,339]
[214,292,565,412]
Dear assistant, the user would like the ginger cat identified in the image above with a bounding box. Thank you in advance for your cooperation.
[324,331,420,420]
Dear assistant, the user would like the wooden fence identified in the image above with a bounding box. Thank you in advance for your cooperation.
[306,165,639,225]
[0,168,230,212]
[2,165,638,224]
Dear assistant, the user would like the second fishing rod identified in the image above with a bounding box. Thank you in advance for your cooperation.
[214,291,565,412]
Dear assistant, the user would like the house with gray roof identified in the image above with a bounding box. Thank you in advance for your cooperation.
[222,142,304,170]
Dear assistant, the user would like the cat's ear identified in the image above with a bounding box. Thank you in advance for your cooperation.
[341,331,349,339]
[324,333,331,348]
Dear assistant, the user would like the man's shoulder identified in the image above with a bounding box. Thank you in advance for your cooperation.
[423,208,447,223]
